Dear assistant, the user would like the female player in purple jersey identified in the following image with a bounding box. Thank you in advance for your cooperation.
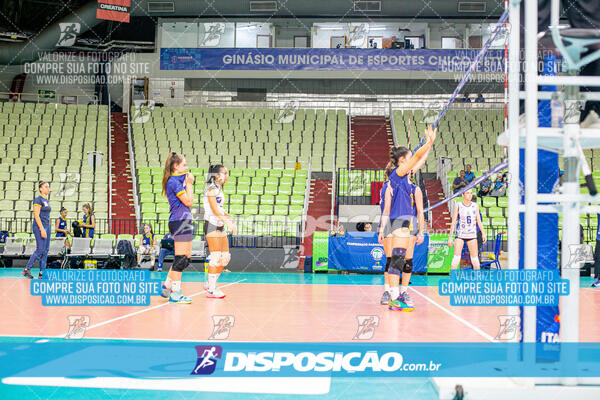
[379,125,436,311]
[160,152,195,304]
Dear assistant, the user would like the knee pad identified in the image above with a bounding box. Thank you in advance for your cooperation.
[209,252,222,267]
[470,256,480,269]
[388,248,406,276]
[403,258,413,274]
[172,255,189,272]
[221,252,231,266]
[384,258,391,273]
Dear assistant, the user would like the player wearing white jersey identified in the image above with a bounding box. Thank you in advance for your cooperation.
[448,189,486,270]
[203,165,236,299]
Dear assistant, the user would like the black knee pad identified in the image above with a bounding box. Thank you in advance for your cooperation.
[172,255,189,272]
[388,248,406,276]
[384,258,391,273]
[403,258,413,274]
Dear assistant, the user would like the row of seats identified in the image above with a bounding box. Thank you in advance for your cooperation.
[0,102,110,224]
[132,107,347,172]
[145,107,343,121]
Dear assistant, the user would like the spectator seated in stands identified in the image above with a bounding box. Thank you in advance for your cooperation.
[55,207,72,249]
[356,222,373,232]
[464,164,475,184]
[157,232,174,272]
[475,94,485,103]
[452,170,468,194]
[137,224,158,268]
[490,174,507,197]
[478,176,493,197]
[79,203,95,238]
[461,94,471,103]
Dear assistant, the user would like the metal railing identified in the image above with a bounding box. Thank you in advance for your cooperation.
[127,110,141,224]
[300,155,312,242]
[0,217,301,248]
[337,168,386,206]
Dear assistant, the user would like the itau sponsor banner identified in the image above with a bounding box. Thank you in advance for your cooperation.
[160,48,505,72]
[97,0,130,23]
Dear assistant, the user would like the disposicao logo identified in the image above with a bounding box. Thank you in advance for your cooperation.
[191,345,223,375]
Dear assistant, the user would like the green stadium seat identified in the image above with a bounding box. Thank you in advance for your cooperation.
[275,195,289,205]
[250,185,264,195]
[230,194,244,205]
[260,195,274,205]
[483,197,497,208]
[244,204,258,215]
[497,197,508,208]
[264,186,278,196]
[245,195,259,205]
[259,205,273,215]
[274,205,288,216]
[289,205,303,215]
[236,184,250,195]
[229,204,244,215]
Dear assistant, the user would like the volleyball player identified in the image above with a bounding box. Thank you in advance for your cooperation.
[137,224,157,267]
[80,203,95,238]
[22,181,51,279]
[203,165,236,299]
[378,165,393,305]
[160,152,195,304]
[448,188,486,270]
[55,207,72,249]
[379,125,436,311]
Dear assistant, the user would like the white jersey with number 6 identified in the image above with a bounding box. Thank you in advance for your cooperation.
[457,202,478,239]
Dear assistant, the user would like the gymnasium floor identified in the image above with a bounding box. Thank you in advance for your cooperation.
[1,269,599,399]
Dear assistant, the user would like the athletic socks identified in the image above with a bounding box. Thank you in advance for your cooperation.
[208,273,219,292]
[171,280,181,293]
[389,286,400,301]
[384,283,390,293]
[400,285,408,294]
[164,276,173,289]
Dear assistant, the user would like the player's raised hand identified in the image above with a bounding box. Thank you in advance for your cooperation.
[186,173,195,185]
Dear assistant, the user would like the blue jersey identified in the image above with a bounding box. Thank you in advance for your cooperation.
[166,174,192,222]
[33,196,51,227]
[56,216,67,237]
[388,169,414,220]
[597,214,600,241]
[411,184,418,216]
[82,214,94,238]
[142,233,154,246]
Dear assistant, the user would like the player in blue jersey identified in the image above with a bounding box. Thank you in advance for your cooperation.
[80,203,95,239]
[592,214,600,288]
[23,181,51,279]
[378,165,394,305]
[160,152,195,304]
[137,224,158,267]
[54,207,72,249]
[379,125,436,311]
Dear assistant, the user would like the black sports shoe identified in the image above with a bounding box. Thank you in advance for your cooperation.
[22,269,33,279]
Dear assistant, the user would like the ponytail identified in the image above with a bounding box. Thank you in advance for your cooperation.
[206,164,225,185]
[162,152,183,196]
[384,161,395,180]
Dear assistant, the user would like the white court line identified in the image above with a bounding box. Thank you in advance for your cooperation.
[409,286,497,343]
[61,279,246,338]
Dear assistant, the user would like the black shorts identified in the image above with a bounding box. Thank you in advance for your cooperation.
[389,216,418,236]
[203,221,224,236]
[457,237,477,243]
[169,219,194,242]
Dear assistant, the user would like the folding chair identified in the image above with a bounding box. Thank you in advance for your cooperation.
[2,237,25,256]
[481,232,503,270]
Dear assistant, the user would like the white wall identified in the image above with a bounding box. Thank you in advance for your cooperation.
[235,23,273,48]
[428,23,467,49]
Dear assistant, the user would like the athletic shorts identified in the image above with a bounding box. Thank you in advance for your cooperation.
[381,220,393,238]
[456,236,477,242]
[389,216,418,236]
[204,221,224,236]
[169,219,193,242]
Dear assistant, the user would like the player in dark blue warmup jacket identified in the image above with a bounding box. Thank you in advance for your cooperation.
[80,203,95,238]
[23,181,51,279]
[160,152,195,304]
[379,125,436,311]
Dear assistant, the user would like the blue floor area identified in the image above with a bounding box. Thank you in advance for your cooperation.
[0,268,448,286]
[1,268,597,288]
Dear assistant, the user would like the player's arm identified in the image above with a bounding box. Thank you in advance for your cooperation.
[55,218,63,235]
[476,205,487,243]
[415,186,425,244]
[448,204,459,247]
[398,125,437,176]
[378,184,392,243]
[33,203,46,238]
[176,173,195,207]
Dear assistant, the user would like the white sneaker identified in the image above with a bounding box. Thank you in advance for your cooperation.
[581,110,600,129]
[207,288,226,299]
